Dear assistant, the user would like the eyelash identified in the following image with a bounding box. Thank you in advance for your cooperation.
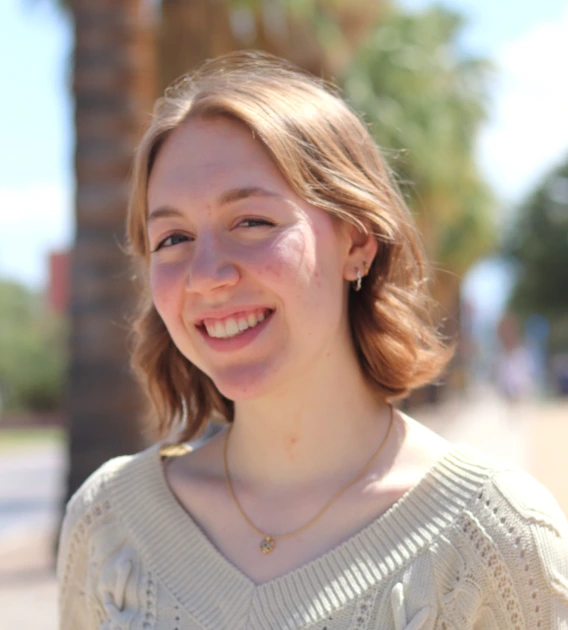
[237,218,273,228]
[151,233,191,252]
[151,218,274,252]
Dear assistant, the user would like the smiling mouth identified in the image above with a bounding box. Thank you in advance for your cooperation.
[199,308,274,340]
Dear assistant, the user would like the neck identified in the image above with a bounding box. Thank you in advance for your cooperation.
[226,344,391,495]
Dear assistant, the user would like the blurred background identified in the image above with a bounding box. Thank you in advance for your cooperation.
[0,0,567,627]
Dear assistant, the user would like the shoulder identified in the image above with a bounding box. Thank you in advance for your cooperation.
[67,455,131,509]
[481,457,568,594]
[63,447,155,522]
[56,444,174,627]
[432,444,565,524]
[446,445,568,547]
[462,448,568,543]
[57,445,162,564]
[437,446,568,626]
[486,463,567,533]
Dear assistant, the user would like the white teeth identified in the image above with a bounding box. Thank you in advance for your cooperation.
[214,321,225,338]
[226,318,240,336]
[204,310,270,339]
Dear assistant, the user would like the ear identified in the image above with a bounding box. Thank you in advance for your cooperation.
[343,223,378,282]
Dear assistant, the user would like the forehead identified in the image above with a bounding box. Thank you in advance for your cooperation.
[148,117,281,202]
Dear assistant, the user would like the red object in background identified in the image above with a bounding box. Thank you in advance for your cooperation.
[47,250,70,314]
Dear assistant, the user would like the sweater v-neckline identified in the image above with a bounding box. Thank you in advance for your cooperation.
[111,442,492,630]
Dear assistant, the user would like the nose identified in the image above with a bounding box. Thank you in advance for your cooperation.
[185,233,239,295]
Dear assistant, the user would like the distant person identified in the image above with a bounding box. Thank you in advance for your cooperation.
[56,52,568,629]
[496,314,535,402]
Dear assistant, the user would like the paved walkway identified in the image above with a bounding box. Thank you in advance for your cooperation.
[0,442,61,630]
[0,528,57,630]
[1,392,567,630]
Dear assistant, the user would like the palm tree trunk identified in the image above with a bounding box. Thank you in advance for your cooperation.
[64,0,156,505]
[159,0,236,92]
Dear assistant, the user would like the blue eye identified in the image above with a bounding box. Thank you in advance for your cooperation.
[153,233,190,251]
[238,218,273,228]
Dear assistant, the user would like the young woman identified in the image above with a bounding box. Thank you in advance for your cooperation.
[57,51,568,629]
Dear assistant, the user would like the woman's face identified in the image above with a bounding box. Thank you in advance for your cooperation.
[146,116,356,401]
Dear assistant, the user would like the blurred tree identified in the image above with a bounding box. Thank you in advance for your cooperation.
[344,6,495,309]
[63,0,156,503]
[507,156,568,350]
[0,281,65,413]
[158,0,237,90]
[158,0,386,92]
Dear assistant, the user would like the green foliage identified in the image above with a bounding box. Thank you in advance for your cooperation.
[507,156,568,321]
[343,5,495,273]
[0,280,67,412]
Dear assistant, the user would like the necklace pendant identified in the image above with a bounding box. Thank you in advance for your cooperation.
[260,536,275,554]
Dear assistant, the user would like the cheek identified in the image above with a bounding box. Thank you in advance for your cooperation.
[309,220,348,316]
[261,229,336,319]
[149,262,186,322]
[259,229,315,282]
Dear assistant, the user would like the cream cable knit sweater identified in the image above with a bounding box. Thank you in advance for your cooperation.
[57,443,568,629]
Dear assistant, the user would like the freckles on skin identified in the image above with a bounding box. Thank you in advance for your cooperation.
[282,229,310,264]
[149,260,185,312]
[148,259,202,371]
[264,261,285,279]
[262,226,314,288]
[283,412,303,461]
[313,270,322,289]
[285,436,298,462]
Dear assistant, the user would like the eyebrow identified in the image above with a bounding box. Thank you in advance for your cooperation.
[218,186,283,206]
[147,186,283,223]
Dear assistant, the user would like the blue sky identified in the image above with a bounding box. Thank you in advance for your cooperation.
[1,0,568,313]
[0,1,72,287]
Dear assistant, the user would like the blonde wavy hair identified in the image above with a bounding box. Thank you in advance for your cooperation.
[127,50,452,442]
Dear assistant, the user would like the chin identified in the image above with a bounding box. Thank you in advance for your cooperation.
[208,363,279,402]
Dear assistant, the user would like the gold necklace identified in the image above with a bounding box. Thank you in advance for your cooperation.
[223,404,395,555]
